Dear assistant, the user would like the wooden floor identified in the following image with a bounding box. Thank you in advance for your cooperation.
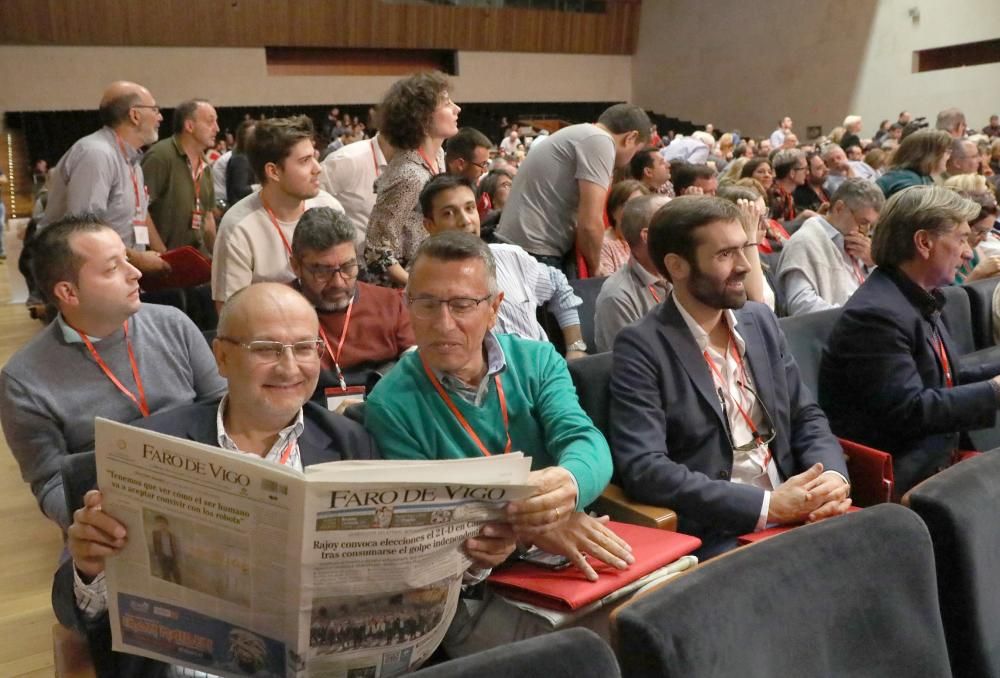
[0,258,63,678]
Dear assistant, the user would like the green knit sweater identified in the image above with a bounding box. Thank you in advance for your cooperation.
[365,334,612,508]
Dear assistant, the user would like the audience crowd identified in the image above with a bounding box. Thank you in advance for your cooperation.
[4,74,1000,675]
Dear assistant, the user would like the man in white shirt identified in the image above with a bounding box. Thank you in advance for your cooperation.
[213,116,343,308]
[419,174,588,359]
[777,179,884,316]
[499,128,520,156]
[770,116,793,150]
[319,132,393,249]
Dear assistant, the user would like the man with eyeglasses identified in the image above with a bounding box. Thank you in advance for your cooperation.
[40,80,171,277]
[366,231,633,581]
[444,127,493,184]
[610,196,850,558]
[777,178,884,316]
[289,207,415,391]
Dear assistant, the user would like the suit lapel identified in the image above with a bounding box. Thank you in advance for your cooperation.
[657,298,726,428]
[298,404,336,467]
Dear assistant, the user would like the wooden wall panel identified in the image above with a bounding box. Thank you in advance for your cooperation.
[0,0,641,54]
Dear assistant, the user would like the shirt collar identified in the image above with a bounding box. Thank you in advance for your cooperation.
[628,256,667,288]
[673,294,745,356]
[371,134,389,169]
[56,313,107,344]
[814,215,846,250]
[103,126,142,165]
[881,267,944,320]
[215,394,306,460]
[434,332,507,406]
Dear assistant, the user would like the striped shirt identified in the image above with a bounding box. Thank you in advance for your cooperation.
[490,243,581,341]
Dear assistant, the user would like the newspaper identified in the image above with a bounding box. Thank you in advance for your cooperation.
[95,418,533,678]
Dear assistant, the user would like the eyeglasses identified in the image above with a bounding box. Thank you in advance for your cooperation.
[301,260,359,282]
[131,104,161,114]
[793,165,809,171]
[468,159,490,170]
[217,337,325,363]
[719,382,776,452]
[406,294,493,320]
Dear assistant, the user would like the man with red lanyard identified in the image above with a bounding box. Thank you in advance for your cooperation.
[289,207,415,396]
[319,131,394,253]
[39,81,171,278]
[57,283,513,678]
[609,196,851,559]
[141,98,220,254]
[821,186,1000,497]
[366,232,634,581]
[0,215,226,529]
[212,116,344,310]
[594,193,672,352]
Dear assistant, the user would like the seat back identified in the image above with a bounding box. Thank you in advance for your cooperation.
[567,352,614,436]
[962,277,1000,350]
[940,284,976,356]
[612,504,951,678]
[413,627,620,678]
[777,307,842,398]
[570,276,608,354]
[906,452,1000,678]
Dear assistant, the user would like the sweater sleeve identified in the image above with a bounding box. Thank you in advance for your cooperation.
[531,343,612,508]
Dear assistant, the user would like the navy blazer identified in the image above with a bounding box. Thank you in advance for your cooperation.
[819,267,1000,495]
[52,400,379,678]
[609,296,846,544]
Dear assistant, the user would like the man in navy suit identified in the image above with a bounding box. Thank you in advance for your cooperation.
[820,185,1000,496]
[610,196,851,555]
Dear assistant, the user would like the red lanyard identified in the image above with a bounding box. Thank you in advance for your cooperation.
[702,330,770,463]
[933,330,954,388]
[648,284,662,303]
[114,133,144,222]
[419,353,511,457]
[69,319,150,417]
[260,193,295,256]
[370,139,382,177]
[849,257,866,285]
[318,298,355,388]
[191,157,205,211]
[417,148,440,175]
[278,438,295,466]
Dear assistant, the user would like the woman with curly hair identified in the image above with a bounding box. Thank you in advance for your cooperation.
[365,72,460,286]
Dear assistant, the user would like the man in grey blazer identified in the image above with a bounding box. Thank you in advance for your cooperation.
[609,196,851,556]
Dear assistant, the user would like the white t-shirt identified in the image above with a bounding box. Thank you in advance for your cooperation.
[211,190,343,302]
[320,135,388,247]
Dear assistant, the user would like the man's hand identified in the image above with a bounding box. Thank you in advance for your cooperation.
[735,198,764,241]
[680,186,705,196]
[803,472,852,523]
[968,255,1000,282]
[844,232,874,267]
[767,463,828,525]
[531,513,634,582]
[333,398,364,416]
[507,467,578,538]
[565,350,588,362]
[129,249,172,277]
[68,490,128,580]
[464,522,517,568]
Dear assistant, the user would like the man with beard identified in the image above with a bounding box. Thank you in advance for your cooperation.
[608,196,850,557]
[290,207,414,390]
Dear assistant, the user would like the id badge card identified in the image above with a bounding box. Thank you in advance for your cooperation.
[325,385,366,412]
[133,225,150,246]
[191,210,203,230]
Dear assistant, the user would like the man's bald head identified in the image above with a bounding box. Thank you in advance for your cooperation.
[98,81,153,128]
[218,283,319,339]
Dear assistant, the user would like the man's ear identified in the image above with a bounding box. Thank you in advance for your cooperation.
[264,161,280,184]
[487,291,504,330]
[212,338,230,379]
[52,281,77,308]
[663,252,690,282]
[913,229,933,260]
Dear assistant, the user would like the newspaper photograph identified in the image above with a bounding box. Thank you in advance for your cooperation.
[95,418,533,678]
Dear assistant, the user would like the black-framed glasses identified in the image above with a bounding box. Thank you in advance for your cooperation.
[217,337,325,363]
[718,382,776,452]
[131,104,161,114]
[468,159,490,170]
[406,294,493,320]
[302,260,359,282]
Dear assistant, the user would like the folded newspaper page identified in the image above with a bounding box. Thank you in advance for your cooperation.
[95,418,533,677]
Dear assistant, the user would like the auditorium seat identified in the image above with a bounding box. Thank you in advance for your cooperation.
[777,307,841,398]
[940,284,977,356]
[905,452,1000,678]
[611,504,952,678]
[568,353,678,530]
[569,276,607,354]
[412,627,620,677]
[961,277,1000,350]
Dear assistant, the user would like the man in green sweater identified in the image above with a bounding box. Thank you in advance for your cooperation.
[366,231,633,580]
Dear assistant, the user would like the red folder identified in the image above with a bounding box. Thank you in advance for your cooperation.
[140,246,212,292]
[488,521,701,611]
[737,506,862,545]
[839,438,894,506]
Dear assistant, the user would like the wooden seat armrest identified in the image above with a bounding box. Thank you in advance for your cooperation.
[593,484,677,531]
[53,623,96,678]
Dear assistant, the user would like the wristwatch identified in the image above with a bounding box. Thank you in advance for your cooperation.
[566,339,588,353]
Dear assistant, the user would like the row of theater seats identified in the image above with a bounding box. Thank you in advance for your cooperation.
[55,451,1000,677]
